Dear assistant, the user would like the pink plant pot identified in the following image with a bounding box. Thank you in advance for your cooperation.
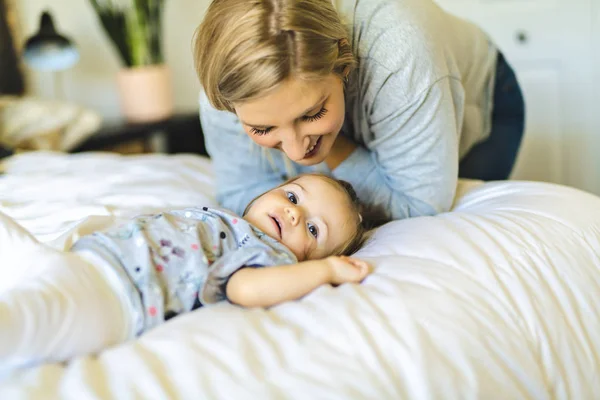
[116,64,174,123]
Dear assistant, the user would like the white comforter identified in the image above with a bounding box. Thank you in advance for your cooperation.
[0,152,598,399]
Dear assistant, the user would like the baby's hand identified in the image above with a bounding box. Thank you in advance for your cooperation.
[326,256,370,285]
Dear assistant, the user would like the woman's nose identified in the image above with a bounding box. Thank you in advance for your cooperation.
[281,130,309,161]
[284,206,301,226]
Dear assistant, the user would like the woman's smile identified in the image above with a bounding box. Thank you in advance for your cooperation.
[304,136,322,158]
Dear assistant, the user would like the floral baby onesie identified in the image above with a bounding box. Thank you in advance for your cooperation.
[71,206,297,336]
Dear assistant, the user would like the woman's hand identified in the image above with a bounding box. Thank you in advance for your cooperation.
[325,134,357,170]
[325,256,370,285]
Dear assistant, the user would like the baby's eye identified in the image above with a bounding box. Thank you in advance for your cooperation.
[287,192,298,204]
[307,223,318,238]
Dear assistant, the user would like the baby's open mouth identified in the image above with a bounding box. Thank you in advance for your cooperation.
[270,215,282,239]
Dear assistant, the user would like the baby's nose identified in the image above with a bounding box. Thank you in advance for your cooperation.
[285,207,300,226]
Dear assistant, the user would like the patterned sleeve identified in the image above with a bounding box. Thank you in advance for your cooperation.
[199,245,296,305]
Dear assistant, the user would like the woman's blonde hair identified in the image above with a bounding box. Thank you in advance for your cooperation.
[194,0,356,112]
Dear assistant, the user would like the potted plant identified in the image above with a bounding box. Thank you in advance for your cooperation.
[89,0,173,122]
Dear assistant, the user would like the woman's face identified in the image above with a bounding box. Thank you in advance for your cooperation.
[234,74,346,166]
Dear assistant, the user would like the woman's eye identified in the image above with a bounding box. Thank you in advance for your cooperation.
[250,127,273,136]
[286,192,297,204]
[302,107,328,123]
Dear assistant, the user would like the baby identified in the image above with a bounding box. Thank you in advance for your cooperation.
[0,173,376,370]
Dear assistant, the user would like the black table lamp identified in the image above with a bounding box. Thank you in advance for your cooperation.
[23,10,79,71]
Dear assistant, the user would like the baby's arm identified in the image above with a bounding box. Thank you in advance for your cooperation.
[226,256,370,308]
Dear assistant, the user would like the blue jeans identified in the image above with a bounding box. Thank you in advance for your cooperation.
[459,52,525,180]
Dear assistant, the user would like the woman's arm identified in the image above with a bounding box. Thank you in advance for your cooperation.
[226,256,369,308]
[199,92,286,216]
[332,75,461,220]
[328,0,470,221]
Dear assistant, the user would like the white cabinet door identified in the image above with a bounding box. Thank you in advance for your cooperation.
[512,67,564,184]
[435,0,598,195]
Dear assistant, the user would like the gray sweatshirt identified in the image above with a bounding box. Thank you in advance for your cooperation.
[199,0,497,220]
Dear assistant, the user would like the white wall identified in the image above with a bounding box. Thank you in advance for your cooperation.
[14,1,600,195]
[435,0,600,196]
[593,0,600,190]
[15,0,211,120]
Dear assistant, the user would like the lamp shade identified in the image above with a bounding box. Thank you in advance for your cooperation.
[23,11,79,71]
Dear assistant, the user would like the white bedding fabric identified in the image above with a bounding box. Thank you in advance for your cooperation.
[0,152,599,399]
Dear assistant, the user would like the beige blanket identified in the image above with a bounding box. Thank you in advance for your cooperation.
[0,96,101,152]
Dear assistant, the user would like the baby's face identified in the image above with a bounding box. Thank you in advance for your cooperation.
[244,175,358,261]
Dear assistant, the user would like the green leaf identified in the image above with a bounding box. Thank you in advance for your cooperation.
[87,0,166,67]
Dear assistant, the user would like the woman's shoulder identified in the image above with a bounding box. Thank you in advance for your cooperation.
[337,0,472,102]
[340,0,456,91]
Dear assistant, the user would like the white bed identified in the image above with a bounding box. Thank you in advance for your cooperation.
[0,151,599,399]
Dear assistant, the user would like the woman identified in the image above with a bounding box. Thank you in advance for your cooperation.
[194,0,525,220]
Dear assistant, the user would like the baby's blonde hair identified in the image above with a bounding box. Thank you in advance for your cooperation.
[194,0,356,112]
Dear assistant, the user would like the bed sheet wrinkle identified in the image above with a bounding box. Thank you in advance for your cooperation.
[411,317,477,399]
[1,153,600,398]
[537,243,600,363]
[0,152,217,246]
[505,249,596,399]
[454,182,600,230]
